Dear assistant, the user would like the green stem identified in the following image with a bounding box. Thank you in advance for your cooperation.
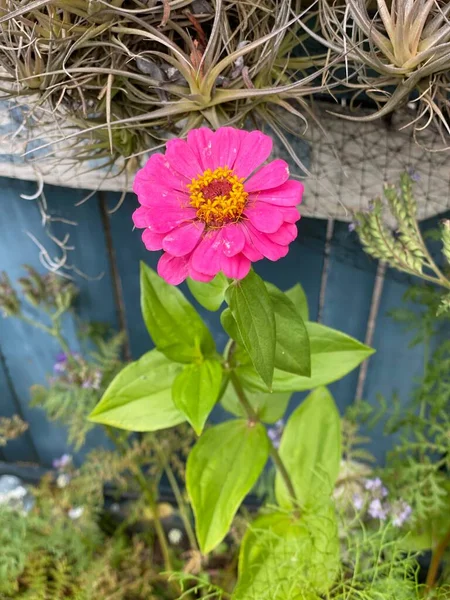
[426,527,450,592]
[19,314,53,335]
[131,462,174,572]
[153,439,199,552]
[229,371,300,513]
[104,428,173,573]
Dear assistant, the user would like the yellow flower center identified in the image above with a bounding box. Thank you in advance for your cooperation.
[187,166,248,227]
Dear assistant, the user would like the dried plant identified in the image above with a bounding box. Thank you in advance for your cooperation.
[310,0,450,147]
[0,0,326,174]
[0,415,28,446]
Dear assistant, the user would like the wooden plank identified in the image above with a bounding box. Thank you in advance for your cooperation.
[321,222,378,413]
[359,213,450,463]
[0,348,39,463]
[0,177,116,466]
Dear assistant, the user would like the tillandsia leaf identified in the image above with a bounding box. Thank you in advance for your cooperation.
[186,419,269,554]
[140,263,216,363]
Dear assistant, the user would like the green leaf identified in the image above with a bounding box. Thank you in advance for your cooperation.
[236,322,375,392]
[220,308,243,345]
[234,503,339,599]
[225,270,276,389]
[187,419,269,553]
[140,262,215,363]
[266,283,310,376]
[275,387,341,508]
[172,359,223,435]
[187,273,229,311]
[89,350,185,431]
[285,283,309,322]
[221,381,291,423]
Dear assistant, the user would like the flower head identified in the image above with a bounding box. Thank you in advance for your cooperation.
[368,498,388,521]
[391,500,412,527]
[133,127,303,284]
[53,453,72,470]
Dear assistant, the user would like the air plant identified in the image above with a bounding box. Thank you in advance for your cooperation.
[308,0,450,147]
[0,0,326,177]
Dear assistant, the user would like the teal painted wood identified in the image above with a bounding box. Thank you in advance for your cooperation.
[0,178,115,466]
[0,176,442,469]
[0,350,39,463]
[322,222,378,413]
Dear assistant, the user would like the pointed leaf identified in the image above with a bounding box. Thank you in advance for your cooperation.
[276,387,341,508]
[172,359,223,435]
[89,350,184,431]
[234,503,339,599]
[236,322,375,392]
[221,381,291,423]
[266,282,311,376]
[140,262,215,363]
[225,270,276,389]
[285,283,309,322]
[187,419,269,553]
[187,273,229,311]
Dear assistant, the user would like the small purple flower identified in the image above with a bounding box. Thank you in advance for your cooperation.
[392,501,412,527]
[53,353,68,373]
[53,453,72,470]
[406,167,420,182]
[353,493,364,511]
[364,477,383,491]
[348,222,356,232]
[267,420,284,449]
[368,498,388,521]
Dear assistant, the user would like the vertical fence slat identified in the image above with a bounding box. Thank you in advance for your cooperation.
[0,347,38,463]
[321,223,378,413]
[0,178,117,465]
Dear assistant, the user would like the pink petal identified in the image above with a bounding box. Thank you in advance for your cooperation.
[245,159,290,193]
[165,139,202,180]
[137,187,189,209]
[133,153,188,194]
[220,253,251,279]
[188,263,215,283]
[249,180,304,207]
[191,230,223,276]
[244,202,284,233]
[142,229,165,250]
[187,128,215,171]
[241,226,264,261]
[221,223,245,257]
[157,254,190,285]
[233,131,273,179]
[269,222,298,245]
[162,222,205,257]
[210,127,241,169]
[147,206,197,234]
[132,206,150,229]
[280,206,301,223]
[244,223,289,261]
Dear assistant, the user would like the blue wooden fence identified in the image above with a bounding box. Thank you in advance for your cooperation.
[0,175,438,469]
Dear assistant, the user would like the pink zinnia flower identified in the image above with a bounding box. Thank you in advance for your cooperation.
[132,127,303,285]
